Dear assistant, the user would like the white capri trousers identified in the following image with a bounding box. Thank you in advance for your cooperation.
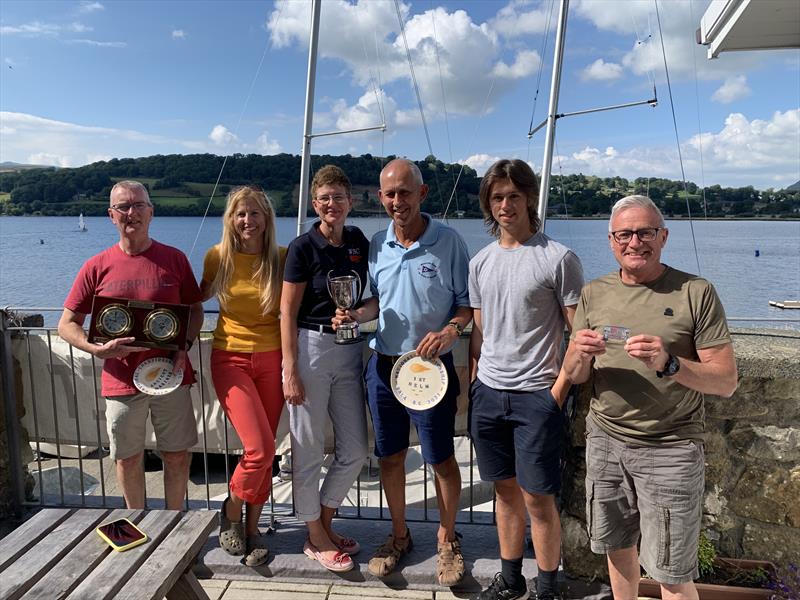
[288,327,369,522]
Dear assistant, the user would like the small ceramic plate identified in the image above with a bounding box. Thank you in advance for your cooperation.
[133,357,183,396]
[390,351,448,410]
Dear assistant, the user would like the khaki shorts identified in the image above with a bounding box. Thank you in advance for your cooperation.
[105,386,198,460]
[585,417,704,585]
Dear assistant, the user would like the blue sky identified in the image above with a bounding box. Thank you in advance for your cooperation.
[1,0,798,189]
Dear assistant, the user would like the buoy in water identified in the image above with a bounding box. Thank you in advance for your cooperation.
[754,249,760,257]
[39,239,44,244]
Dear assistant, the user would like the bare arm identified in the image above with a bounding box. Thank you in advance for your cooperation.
[416,305,473,359]
[563,328,606,386]
[468,308,482,382]
[625,336,738,397]
[280,280,307,405]
[551,304,577,406]
[57,308,145,359]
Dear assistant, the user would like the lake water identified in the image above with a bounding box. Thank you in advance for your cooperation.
[1,215,798,328]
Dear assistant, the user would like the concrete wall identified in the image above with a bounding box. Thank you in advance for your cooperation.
[561,328,800,578]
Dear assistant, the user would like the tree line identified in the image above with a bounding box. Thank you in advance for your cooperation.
[0,153,797,219]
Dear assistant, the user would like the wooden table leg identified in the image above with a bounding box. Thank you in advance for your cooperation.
[165,570,211,600]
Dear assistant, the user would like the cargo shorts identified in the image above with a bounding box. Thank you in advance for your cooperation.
[584,417,704,585]
[105,385,197,460]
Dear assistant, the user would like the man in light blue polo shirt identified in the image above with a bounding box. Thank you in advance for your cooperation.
[334,158,472,586]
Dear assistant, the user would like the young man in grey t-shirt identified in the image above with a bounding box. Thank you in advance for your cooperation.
[468,160,583,600]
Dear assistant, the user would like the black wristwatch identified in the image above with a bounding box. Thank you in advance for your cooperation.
[656,354,680,378]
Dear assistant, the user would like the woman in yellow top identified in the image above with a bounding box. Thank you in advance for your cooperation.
[201,185,286,567]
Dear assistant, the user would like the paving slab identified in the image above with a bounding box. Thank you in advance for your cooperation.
[195,515,613,599]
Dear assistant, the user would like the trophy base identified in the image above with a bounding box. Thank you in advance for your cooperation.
[335,324,362,345]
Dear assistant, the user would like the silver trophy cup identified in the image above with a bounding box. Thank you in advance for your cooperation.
[327,270,362,345]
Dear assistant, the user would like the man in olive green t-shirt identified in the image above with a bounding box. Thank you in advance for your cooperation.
[563,195,737,600]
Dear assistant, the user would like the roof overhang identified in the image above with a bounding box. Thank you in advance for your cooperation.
[697,0,800,59]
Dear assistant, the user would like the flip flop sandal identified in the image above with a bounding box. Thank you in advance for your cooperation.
[244,534,270,567]
[218,497,245,556]
[303,539,354,573]
[334,535,361,555]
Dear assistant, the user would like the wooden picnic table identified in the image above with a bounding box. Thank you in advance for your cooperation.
[0,507,218,600]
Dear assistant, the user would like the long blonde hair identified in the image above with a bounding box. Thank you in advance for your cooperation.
[211,185,281,314]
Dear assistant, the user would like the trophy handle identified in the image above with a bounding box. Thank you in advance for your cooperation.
[350,270,362,304]
[326,270,335,300]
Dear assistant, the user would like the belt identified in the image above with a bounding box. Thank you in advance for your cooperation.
[297,321,335,335]
[375,352,402,366]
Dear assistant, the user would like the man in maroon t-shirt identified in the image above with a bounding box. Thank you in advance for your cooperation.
[58,180,204,510]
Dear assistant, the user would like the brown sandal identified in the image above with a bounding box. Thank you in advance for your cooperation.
[437,537,465,586]
[367,530,413,577]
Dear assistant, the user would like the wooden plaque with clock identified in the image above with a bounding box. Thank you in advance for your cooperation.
[88,295,191,351]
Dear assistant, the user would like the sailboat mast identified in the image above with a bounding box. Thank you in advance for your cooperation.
[538,0,569,232]
[296,0,322,237]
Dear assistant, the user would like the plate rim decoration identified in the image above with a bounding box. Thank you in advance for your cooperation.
[389,350,448,410]
[132,357,183,396]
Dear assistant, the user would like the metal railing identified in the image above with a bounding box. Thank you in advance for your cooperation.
[0,307,495,527]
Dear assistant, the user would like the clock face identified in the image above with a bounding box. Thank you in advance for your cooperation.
[97,304,133,337]
[144,309,179,342]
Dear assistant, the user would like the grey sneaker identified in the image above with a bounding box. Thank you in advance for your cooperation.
[478,573,529,600]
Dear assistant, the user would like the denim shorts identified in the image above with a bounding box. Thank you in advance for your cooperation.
[468,378,564,495]
[585,417,704,585]
[364,352,459,465]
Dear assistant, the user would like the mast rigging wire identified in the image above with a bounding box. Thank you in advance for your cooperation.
[187,2,283,259]
[527,0,557,163]
[653,0,702,275]
[392,0,447,216]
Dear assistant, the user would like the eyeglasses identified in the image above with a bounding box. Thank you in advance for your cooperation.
[611,228,661,243]
[314,194,348,204]
[110,202,151,214]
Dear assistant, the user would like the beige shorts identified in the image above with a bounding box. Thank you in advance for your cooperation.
[585,417,704,585]
[105,385,198,460]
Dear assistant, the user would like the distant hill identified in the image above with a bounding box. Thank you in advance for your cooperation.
[0,161,56,172]
[785,180,800,192]
[0,153,797,218]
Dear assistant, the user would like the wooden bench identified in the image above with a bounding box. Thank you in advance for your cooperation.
[0,507,218,600]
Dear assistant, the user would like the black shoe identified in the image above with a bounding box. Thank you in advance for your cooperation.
[478,573,529,600]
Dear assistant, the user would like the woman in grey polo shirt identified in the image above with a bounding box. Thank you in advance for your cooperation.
[280,165,369,573]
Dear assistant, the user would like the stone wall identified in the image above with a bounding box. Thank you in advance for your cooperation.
[561,328,800,579]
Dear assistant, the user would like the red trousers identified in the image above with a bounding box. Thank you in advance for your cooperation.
[211,348,284,504]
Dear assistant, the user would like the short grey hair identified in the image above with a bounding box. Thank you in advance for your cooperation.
[609,195,664,231]
[110,180,151,205]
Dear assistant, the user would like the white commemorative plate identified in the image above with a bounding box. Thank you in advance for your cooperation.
[133,357,183,396]
[389,351,448,410]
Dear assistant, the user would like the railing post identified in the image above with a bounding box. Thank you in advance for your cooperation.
[0,310,26,518]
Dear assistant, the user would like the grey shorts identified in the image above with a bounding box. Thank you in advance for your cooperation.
[105,385,198,460]
[585,417,704,585]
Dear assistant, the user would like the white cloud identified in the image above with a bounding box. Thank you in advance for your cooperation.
[582,58,623,81]
[27,153,73,168]
[554,109,800,188]
[255,131,282,154]
[489,1,551,39]
[0,22,61,36]
[493,50,541,79]
[574,0,765,83]
[78,2,105,13]
[459,153,502,176]
[172,29,187,40]
[209,125,239,146]
[67,22,92,33]
[267,0,541,121]
[711,75,751,104]
[68,39,126,48]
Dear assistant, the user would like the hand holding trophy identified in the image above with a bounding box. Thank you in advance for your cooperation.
[327,270,362,345]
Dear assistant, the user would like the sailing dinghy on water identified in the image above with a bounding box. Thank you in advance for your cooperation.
[78,213,87,232]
